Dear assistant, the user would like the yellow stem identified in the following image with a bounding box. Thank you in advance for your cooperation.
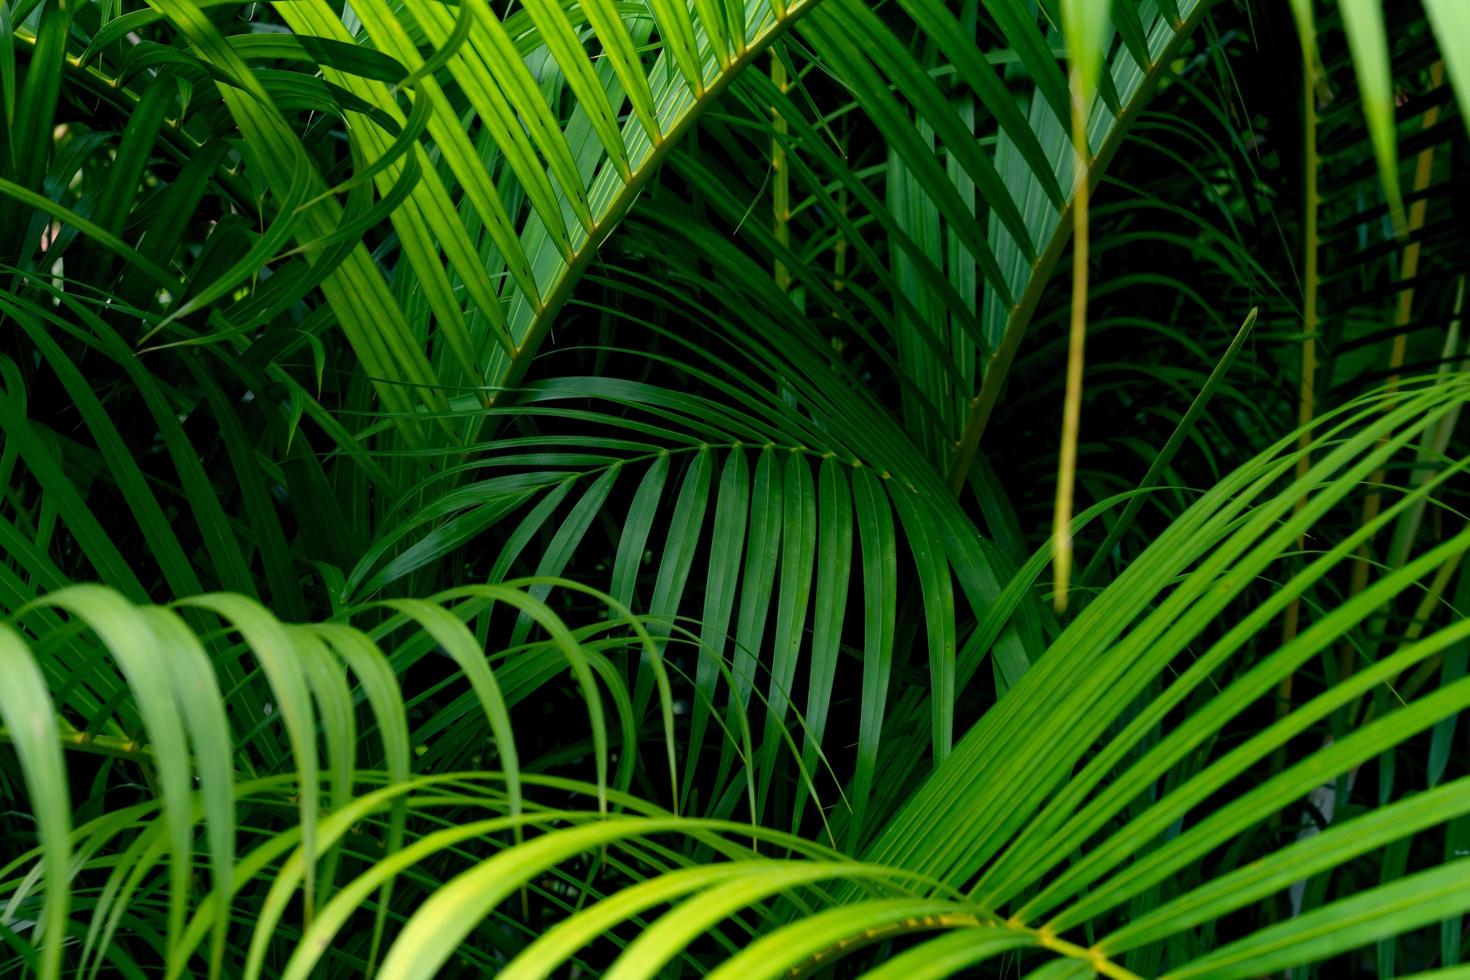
[1342,61,1447,674]
[946,0,1214,494]
[1052,72,1091,613]
[792,914,1145,980]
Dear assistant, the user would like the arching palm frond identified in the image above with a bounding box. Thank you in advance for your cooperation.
[4,375,1468,977]
[5,0,1470,974]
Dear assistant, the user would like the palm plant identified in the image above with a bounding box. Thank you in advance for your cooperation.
[2,0,1470,974]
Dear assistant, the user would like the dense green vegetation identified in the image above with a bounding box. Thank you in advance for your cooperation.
[2,0,1468,974]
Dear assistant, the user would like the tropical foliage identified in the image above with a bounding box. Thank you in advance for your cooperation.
[1,0,1469,975]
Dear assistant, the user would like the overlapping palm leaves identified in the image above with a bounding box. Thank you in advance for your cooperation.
[3,0,1470,974]
[5,377,1470,976]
